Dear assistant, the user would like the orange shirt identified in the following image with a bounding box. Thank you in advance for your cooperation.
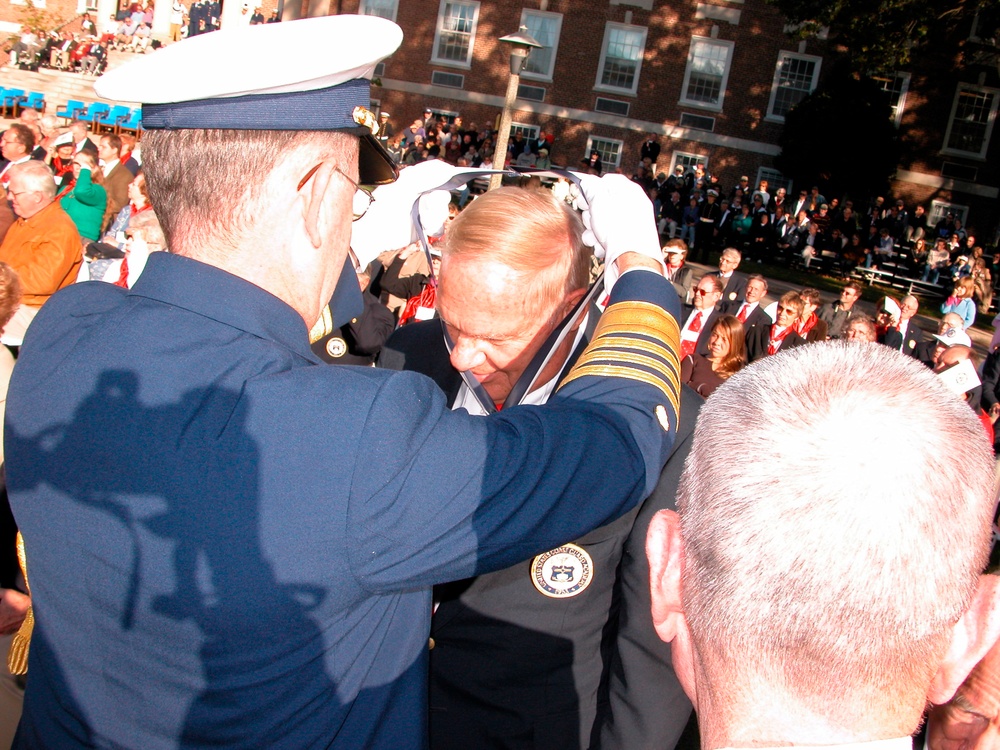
[0,200,82,307]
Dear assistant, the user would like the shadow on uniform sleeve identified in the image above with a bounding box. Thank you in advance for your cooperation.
[5,370,344,746]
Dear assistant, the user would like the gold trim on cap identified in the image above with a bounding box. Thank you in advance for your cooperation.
[353,106,379,136]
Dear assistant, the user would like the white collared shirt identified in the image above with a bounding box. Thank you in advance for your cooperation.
[101,158,120,178]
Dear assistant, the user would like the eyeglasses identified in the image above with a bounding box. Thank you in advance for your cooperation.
[297,162,375,222]
[693,288,716,296]
[6,189,36,199]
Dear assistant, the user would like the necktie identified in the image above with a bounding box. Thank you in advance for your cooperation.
[681,312,703,359]
[738,304,749,323]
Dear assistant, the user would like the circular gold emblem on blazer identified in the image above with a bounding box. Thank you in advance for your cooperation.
[326,337,348,358]
[531,543,593,598]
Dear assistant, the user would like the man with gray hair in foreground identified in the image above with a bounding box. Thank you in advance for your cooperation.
[646,342,1000,748]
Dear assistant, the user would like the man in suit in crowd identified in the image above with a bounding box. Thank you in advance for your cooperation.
[98,134,132,231]
[69,121,97,156]
[723,273,770,342]
[380,184,693,750]
[706,247,746,307]
[709,247,747,309]
[679,275,723,359]
[647,342,1000,750]
[897,294,924,356]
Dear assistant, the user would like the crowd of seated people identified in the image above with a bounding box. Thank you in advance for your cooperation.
[381,108,558,173]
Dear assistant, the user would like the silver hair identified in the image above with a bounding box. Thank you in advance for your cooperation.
[678,342,994,726]
[8,160,57,200]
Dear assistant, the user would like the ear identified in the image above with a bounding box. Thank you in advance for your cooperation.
[300,160,337,250]
[647,509,686,644]
[561,287,588,331]
[927,574,1000,705]
[648,509,700,704]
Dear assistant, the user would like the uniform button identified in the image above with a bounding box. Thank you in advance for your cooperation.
[428,637,436,650]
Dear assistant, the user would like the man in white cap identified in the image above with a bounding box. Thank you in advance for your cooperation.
[3,15,680,749]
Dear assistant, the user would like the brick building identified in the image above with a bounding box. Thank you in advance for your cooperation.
[349,0,998,241]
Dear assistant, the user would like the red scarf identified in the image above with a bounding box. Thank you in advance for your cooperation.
[768,325,794,355]
[797,312,818,337]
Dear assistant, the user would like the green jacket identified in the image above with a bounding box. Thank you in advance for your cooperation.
[61,169,108,242]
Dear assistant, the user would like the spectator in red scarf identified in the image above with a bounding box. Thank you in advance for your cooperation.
[797,287,828,341]
[747,291,805,362]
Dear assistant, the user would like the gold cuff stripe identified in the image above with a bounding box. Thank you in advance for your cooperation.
[562,363,679,411]
[582,350,681,395]
[584,335,680,374]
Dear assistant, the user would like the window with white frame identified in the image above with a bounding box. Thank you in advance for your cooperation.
[670,152,708,174]
[767,52,821,120]
[942,85,999,159]
[359,0,397,21]
[680,37,734,110]
[929,200,969,229]
[871,72,910,127]
[595,23,647,96]
[586,137,623,169]
[432,1,480,68]
[520,10,562,81]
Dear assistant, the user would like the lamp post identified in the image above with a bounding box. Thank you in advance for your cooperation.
[488,26,542,191]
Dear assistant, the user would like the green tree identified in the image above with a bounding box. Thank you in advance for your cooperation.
[775,67,900,206]
[766,0,994,73]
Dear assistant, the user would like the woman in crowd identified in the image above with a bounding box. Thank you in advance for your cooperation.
[972,254,993,314]
[60,150,107,247]
[103,171,151,244]
[941,276,977,330]
[680,315,746,398]
[797,288,828,341]
[910,237,928,275]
